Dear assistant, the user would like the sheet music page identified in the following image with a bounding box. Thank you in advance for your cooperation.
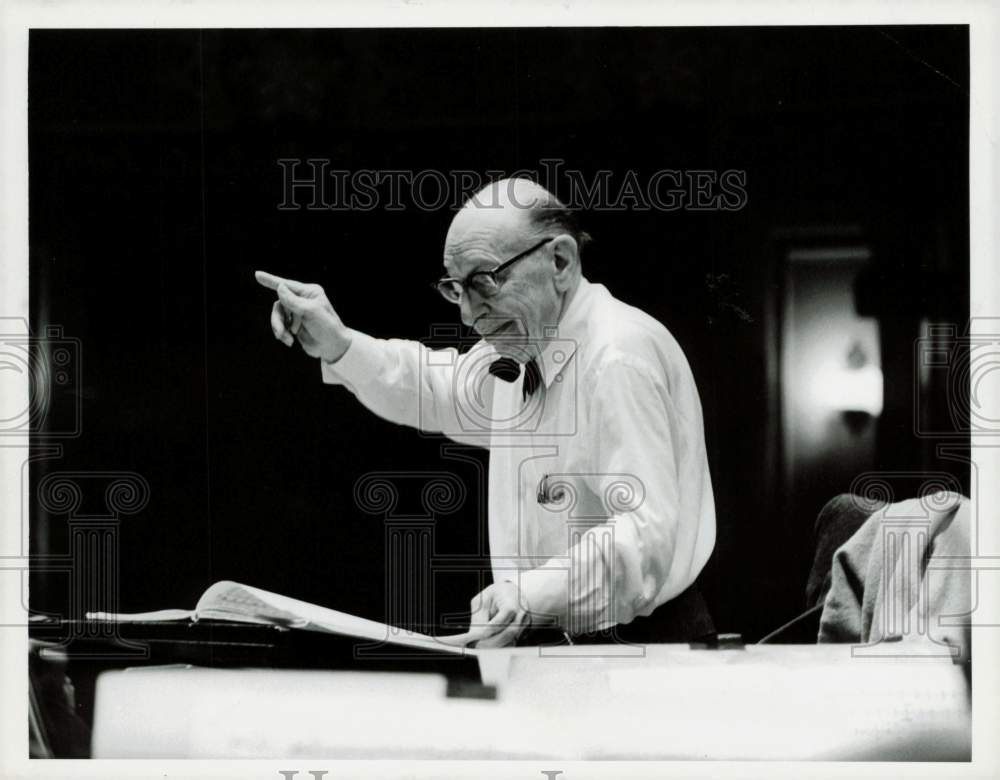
[197,581,479,654]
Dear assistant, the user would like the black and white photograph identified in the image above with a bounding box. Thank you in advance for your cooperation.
[2,2,999,777]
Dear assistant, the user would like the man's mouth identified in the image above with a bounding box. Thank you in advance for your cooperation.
[477,318,516,339]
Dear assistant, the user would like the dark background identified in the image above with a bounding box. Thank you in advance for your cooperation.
[29,27,969,642]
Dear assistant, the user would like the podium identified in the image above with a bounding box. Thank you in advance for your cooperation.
[30,617,972,761]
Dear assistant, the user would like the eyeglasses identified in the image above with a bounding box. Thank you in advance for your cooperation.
[433,237,556,305]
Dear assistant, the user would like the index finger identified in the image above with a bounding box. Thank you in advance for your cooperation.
[255,270,308,294]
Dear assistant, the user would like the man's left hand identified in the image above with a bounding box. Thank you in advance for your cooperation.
[469,581,531,648]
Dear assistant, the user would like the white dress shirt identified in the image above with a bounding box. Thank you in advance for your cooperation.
[321,277,715,634]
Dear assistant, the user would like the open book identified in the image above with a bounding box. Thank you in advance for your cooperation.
[86,580,479,655]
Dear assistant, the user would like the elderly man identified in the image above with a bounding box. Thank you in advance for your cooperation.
[256,178,716,647]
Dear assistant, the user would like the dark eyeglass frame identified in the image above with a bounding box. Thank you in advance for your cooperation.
[433,236,557,304]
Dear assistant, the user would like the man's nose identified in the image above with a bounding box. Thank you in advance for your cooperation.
[459,290,480,327]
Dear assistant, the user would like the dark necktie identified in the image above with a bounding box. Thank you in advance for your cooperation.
[489,357,542,401]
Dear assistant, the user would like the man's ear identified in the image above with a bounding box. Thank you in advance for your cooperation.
[550,234,579,291]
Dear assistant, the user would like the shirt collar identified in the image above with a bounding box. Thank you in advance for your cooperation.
[536,276,593,390]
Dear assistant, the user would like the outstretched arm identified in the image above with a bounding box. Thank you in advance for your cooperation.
[255,270,492,446]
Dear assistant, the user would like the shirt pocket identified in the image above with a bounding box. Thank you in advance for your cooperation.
[532,467,611,556]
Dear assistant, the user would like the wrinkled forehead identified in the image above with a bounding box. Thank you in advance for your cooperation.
[442,203,531,276]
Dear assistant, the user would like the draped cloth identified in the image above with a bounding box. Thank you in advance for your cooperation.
[818,491,972,662]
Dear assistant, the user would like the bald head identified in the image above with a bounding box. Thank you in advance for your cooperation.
[445,178,551,255]
[445,177,591,261]
[439,178,586,361]
[464,177,556,215]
